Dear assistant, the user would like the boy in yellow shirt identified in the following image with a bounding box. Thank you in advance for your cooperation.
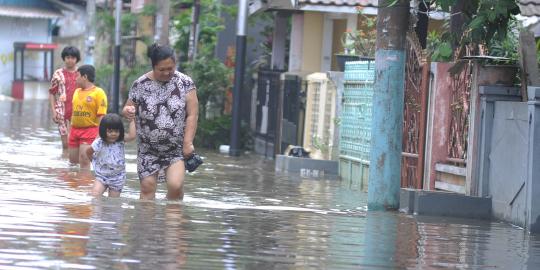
[69,65,108,169]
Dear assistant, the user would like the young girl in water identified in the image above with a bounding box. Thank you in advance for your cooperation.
[86,113,136,197]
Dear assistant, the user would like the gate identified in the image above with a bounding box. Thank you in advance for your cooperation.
[401,33,430,189]
[254,69,283,157]
[281,74,303,150]
[448,61,472,164]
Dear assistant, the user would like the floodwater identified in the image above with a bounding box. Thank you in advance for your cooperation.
[0,99,539,269]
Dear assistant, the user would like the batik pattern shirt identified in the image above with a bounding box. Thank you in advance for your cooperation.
[128,71,196,179]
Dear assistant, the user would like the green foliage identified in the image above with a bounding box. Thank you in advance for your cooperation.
[489,28,519,60]
[431,0,520,60]
[184,55,232,118]
[171,0,234,60]
[171,0,234,119]
[94,4,155,95]
[95,64,113,91]
[426,31,453,61]
[195,115,251,149]
[341,12,376,57]
[249,12,274,69]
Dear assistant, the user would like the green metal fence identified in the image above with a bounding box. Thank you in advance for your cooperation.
[339,61,375,191]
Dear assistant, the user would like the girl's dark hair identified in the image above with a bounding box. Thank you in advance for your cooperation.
[147,43,175,67]
[61,46,81,62]
[77,65,95,83]
[99,113,125,142]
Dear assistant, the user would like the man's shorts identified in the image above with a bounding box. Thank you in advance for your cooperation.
[69,126,98,148]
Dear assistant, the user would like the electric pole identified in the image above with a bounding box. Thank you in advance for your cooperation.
[367,0,409,210]
[85,0,96,65]
[229,0,248,156]
[187,0,201,61]
[112,0,121,113]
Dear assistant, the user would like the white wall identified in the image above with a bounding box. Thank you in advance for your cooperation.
[0,17,50,95]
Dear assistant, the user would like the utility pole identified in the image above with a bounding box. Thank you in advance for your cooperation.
[112,0,121,113]
[367,0,409,210]
[85,0,96,65]
[229,0,248,156]
[187,0,201,62]
[155,0,170,45]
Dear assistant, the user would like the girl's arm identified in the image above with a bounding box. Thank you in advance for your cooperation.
[124,119,137,142]
[86,147,95,161]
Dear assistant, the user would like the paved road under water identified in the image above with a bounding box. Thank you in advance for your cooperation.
[0,99,539,269]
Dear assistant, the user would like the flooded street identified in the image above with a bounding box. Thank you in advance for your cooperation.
[0,99,539,269]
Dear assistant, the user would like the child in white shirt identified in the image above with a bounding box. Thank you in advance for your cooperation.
[86,113,136,197]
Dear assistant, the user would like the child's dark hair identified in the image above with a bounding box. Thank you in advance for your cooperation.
[99,113,125,142]
[77,65,95,83]
[147,43,175,68]
[61,46,80,62]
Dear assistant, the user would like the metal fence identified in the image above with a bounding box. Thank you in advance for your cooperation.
[339,61,375,191]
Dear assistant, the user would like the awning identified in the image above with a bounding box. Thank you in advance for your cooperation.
[0,5,63,19]
[519,0,540,17]
[298,0,377,7]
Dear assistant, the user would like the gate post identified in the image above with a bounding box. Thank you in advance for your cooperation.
[476,86,521,197]
[526,86,540,233]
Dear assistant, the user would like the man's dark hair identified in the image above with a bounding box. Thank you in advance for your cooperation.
[147,43,175,68]
[99,113,125,142]
[78,65,95,83]
[61,46,81,62]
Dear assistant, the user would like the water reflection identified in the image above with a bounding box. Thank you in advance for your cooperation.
[0,100,539,269]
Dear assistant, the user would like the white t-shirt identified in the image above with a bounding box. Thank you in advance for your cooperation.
[91,137,126,182]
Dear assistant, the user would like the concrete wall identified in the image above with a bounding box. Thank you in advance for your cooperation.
[424,62,454,190]
[476,86,540,233]
[301,12,323,73]
[488,101,528,227]
[0,17,50,96]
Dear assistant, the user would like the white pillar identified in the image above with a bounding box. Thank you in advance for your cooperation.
[288,13,304,72]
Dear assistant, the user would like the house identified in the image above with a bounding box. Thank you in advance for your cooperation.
[0,0,64,97]
[248,0,445,158]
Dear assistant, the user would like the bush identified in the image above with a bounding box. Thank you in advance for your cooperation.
[195,115,251,150]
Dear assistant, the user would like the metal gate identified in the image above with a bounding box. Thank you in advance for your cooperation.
[401,33,430,189]
[281,74,303,150]
[254,69,283,157]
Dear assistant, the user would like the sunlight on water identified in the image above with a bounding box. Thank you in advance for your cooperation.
[0,100,539,269]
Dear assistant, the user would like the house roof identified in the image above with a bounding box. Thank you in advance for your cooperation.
[519,0,540,16]
[298,0,377,7]
[0,5,63,19]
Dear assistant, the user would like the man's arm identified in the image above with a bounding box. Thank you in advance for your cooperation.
[183,90,199,157]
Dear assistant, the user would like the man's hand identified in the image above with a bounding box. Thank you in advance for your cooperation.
[123,105,136,121]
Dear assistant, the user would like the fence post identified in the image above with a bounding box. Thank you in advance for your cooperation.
[526,86,540,233]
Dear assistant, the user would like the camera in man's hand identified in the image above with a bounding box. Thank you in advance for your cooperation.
[185,153,203,172]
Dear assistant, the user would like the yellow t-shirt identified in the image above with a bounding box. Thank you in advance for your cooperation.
[71,86,108,128]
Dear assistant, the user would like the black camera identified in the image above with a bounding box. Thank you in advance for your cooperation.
[185,153,203,172]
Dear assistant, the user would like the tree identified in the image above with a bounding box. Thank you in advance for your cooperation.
[429,0,520,60]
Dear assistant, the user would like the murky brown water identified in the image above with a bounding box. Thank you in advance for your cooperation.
[0,99,539,269]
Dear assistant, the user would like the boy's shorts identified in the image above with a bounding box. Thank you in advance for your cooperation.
[69,126,98,148]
